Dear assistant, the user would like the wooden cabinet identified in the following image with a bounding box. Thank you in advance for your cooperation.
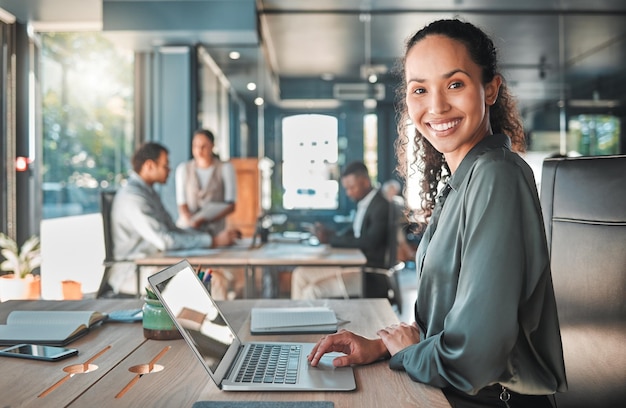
[226,158,260,237]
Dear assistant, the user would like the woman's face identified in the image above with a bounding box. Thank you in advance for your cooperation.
[405,34,501,172]
[191,133,214,166]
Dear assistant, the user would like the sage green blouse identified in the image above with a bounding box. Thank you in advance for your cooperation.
[389,134,567,396]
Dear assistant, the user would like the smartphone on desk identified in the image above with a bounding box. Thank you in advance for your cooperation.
[0,344,78,362]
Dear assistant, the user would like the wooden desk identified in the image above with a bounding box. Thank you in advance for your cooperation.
[0,299,144,408]
[137,243,367,298]
[0,298,450,408]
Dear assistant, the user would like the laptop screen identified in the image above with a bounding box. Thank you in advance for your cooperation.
[149,261,243,383]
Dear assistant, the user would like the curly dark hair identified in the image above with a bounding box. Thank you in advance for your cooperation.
[394,19,525,222]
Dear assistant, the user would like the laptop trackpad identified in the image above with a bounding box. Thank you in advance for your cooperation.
[302,352,356,391]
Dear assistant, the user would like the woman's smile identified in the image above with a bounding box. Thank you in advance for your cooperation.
[427,118,462,133]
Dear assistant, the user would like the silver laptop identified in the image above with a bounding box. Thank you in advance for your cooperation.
[148,260,356,391]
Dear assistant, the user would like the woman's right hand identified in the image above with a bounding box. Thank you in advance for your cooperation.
[307,329,390,367]
[191,217,206,229]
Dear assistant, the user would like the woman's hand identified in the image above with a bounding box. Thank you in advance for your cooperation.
[308,329,389,367]
[191,217,207,229]
[211,228,241,247]
[377,322,421,356]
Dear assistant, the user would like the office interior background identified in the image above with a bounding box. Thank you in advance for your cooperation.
[1,1,625,297]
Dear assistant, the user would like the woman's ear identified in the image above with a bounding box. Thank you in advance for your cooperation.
[485,74,503,106]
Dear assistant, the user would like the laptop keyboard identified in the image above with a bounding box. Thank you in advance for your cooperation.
[235,344,301,384]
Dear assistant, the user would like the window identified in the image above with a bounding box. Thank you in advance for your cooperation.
[282,114,339,210]
[363,113,378,182]
[569,115,620,156]
[40,32,134,219]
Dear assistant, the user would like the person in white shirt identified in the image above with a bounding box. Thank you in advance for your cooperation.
[175,129,237,235]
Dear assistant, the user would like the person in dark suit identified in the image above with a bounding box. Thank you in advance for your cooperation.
[291,161,391,299]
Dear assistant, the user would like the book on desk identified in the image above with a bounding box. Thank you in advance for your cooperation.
[0,310,106,346]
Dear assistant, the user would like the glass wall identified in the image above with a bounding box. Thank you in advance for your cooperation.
[40,32,134,219]
[0,20,12,234]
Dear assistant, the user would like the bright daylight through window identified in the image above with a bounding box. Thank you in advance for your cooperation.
[282,114,339,210]
[40,32,134,219]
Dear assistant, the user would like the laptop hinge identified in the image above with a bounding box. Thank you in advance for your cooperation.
[223,344,245,383]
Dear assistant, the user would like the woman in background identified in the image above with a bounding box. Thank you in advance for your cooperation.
[308,19,567,408]
[175,129,237,235]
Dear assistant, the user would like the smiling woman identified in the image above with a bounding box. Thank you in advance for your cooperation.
[309,19,567,408]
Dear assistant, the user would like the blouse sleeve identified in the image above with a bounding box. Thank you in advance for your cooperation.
[389,159,538,394]
[117,189,213,252]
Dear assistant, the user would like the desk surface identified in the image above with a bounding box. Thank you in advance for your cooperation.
[135,243,366,268]
[136,243,367,298]
[0,299,449,408]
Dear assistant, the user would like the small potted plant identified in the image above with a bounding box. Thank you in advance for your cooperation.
[142,287,181,340]
[0,232,42,301]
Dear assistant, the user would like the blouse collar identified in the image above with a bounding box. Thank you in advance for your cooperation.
[447,133,511,193]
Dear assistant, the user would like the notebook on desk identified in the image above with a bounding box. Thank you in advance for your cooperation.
[148,260,355,392]
[250,307,338,335]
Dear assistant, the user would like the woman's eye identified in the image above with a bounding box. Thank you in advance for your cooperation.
[449,81,463,89]
[411,87,426,95]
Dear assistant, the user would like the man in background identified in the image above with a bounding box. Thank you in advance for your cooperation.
[291,161,391,299]
[108,142,239,295]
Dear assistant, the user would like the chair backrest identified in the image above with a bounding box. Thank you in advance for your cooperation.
[540,155,626,408]
[362,200,405,313]
[100,190,117,263]
[384,201,402,269]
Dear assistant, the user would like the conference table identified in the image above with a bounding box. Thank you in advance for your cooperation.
[136,241,367,298]
[0,298,450,408]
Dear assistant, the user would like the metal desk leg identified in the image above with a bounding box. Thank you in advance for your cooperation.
[244,265,256,299]
[261,267,279,298]
[135,265,142,298]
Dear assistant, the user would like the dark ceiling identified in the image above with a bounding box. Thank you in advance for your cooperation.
[3,0,626,121]
[247,0,626,118]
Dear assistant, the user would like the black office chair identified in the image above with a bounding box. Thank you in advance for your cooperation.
[96,190,139,298]
[362,201,405,314]
[540,155,626,408]
[363,261,405,314]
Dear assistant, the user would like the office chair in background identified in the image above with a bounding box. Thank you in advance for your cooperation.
[96,190,140,298]
[361,201,405,314]
[540,154,626,408]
